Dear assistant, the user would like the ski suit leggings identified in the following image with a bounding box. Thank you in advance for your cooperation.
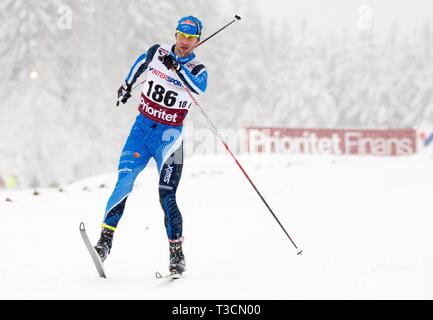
[103,113,184,241]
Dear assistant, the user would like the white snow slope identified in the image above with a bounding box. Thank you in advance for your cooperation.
[1,154,433,300]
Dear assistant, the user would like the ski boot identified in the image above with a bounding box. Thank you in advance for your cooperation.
[94,228,114,262]
[169,240,186,275]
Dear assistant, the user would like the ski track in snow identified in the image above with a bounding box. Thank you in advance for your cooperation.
[1,154,433,299]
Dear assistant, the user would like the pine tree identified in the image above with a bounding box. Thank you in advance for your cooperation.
[0,0,67,186]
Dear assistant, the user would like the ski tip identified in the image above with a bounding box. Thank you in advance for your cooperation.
[235,14,241,20]
[297,249,303,256]
[79,222,85,231]
[155,271,183,280]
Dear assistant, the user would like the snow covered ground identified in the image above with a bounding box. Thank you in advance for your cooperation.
[1,153,433,299]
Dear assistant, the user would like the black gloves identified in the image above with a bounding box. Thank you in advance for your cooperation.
[116,83,131,106]
[159,54,181,72]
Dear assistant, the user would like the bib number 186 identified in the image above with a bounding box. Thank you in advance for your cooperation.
[146,80,178,107]
[146,80,191,109]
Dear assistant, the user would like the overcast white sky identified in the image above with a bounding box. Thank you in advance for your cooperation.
[222,0,433,34]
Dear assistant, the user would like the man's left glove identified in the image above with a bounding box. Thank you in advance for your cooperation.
[116,83,132,106]
[159,54,181,72]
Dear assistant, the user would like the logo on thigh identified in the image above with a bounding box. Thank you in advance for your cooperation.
[163,164,174,184]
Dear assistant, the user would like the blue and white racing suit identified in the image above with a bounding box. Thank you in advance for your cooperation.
[102,44,208,241]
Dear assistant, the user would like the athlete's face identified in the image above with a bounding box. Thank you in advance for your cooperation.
[175,33,199,57]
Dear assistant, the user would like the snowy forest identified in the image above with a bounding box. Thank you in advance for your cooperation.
[1,0,433,188]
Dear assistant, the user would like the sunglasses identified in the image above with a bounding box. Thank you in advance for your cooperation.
[176,30,200,39]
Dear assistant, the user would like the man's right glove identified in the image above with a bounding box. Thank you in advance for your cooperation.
[159,54,181,72]
[116,83,132,106]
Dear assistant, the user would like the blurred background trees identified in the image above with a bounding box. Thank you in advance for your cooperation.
[1,0,432,187]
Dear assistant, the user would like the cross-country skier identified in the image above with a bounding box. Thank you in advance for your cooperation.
[94,16,207,276]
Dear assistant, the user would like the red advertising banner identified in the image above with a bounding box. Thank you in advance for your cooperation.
[247,128,417,156]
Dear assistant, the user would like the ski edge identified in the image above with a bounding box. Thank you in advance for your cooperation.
[80,222,106,278]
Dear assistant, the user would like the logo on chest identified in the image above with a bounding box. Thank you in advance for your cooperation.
[139,94,188,126]
[148,66,182,87]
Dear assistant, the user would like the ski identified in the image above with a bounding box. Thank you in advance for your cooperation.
[155,271,183,280]
[79,222,106,278]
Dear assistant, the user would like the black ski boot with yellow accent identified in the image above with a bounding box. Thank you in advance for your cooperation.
[94,228,114,262]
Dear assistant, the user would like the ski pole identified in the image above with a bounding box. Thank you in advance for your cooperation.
[195,14,241,48]
[129,15,241,93]
[174,75,303,256]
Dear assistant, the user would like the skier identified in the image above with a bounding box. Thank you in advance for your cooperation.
[94,16,207,276]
